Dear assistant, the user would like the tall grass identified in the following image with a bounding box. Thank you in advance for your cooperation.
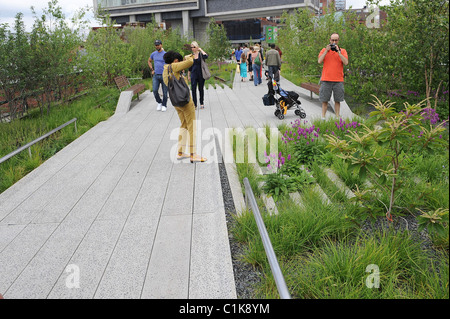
[232,121,448,299]
[285,229,448,299]
[0,87,119,193]
[232,189,356,267]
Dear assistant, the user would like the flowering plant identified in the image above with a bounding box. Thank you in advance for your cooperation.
[281,120,323,165]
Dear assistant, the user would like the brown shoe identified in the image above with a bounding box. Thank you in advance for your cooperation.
[177,153,190,160]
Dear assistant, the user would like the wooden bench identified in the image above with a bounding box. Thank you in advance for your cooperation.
[114,76,145,100]
[300,82,320,99]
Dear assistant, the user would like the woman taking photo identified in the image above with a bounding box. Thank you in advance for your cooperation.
[163,50,207,163]
[188,41,208,109]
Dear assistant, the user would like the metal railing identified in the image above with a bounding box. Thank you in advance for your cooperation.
[243,177,291,299]
[0,118,77,165]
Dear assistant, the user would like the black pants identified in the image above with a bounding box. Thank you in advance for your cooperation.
[191,77,205,107]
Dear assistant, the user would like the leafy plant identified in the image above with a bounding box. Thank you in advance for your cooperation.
[261,172,296,203]
[261,151,314,202]
[325,95,449,222]
[417,208,449,238]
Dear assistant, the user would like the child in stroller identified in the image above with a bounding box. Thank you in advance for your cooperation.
[262,71,306,120]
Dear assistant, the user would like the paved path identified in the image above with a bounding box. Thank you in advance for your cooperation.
[0,68,352,299]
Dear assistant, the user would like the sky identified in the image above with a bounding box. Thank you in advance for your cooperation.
[0,0,391,32]
[0,0,96,31]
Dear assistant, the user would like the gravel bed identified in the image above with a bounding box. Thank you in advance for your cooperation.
[361,213,436,253]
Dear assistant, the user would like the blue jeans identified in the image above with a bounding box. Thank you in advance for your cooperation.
[253,64,262,86]
[268,66,279,80]
[152,74,168,106]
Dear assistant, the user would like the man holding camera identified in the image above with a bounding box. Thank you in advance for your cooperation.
[318,33,348,119]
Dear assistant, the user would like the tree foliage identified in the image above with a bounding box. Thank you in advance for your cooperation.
[278,0,449,118]
[205,18,231,62]
[0,0,85,119]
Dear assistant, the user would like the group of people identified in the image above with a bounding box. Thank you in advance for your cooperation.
[148,39,208,163]
[234,43,282,87]
[148,39,207,112]
[235,33,349,119]
[146,33,349,164]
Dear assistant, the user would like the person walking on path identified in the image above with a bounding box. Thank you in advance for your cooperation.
[235,46,243,64]
[247,46,254,81]
[256,44,265,80]
[163,51,207,163]
[275,45,283,59]
[148,39,168,112]
[265,43,281,81]
[251,46,263,86]
[318,33,348,119]
[240,52,248,81]
[188,41,208,109]
[242,44,249,61]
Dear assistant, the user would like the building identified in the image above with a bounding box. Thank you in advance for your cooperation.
[335,0,346,11]
[94,0,320,43]
[318,0,347,15]
[347,6,387,27]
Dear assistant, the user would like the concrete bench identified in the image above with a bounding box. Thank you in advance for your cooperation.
[114,75,145,100]
[300,82,320,99]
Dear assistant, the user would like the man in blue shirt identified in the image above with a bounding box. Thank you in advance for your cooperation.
[235,46,243,64]
[148,39,168,112]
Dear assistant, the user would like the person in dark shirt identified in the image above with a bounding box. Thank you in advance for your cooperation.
[188,41,208,109]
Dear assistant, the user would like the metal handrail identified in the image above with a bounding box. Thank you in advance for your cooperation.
[0,118,77,164]
[243,177,291,299]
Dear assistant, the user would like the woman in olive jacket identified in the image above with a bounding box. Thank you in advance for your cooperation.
[163,50,207,163]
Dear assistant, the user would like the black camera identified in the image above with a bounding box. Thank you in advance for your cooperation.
[330,43,338,52]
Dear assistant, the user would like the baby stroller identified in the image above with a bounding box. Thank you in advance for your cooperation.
[262,72,306,120]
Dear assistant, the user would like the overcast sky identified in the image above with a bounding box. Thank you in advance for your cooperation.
[0,0,95,31]
[0,0,391,31]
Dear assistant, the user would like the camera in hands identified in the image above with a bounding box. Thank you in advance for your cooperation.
[330,43,339,52]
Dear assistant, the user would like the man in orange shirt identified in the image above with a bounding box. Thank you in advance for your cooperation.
[318,33,348,119]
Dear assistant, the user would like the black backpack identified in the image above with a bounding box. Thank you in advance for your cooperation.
[167,65,190,106]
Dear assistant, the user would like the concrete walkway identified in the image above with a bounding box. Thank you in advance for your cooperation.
[0,68,351,299]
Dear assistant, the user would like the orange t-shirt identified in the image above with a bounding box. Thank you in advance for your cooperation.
[319,48,348,82]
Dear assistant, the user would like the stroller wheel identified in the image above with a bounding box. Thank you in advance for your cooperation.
[300,112,306,119]
[294,109,300,116]
[278,113,284,120]
[274,109,281,117]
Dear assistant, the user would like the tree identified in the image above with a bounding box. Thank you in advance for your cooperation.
[0,13,31,120]
[205,18,230,62]
[380,0,449,109]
